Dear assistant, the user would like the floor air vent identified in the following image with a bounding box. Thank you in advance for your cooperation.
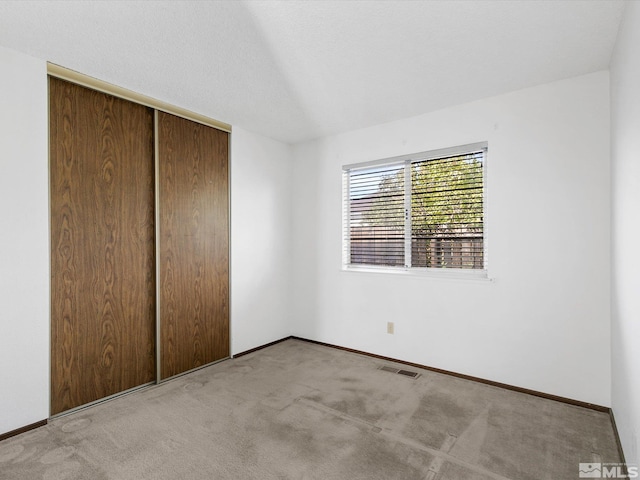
[378,365,420,379]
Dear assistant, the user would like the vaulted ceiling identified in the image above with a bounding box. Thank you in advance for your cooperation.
[0,1,626,144]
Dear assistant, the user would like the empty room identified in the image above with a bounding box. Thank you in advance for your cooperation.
[0,1,638,479]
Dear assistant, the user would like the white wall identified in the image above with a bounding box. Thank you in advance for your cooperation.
[292,71,611,406]
[611,0,640,465]
[231,127,293,354]
[0,46,49,435]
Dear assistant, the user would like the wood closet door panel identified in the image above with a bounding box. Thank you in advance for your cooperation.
[50,78,156,415]
[158,112,229,380]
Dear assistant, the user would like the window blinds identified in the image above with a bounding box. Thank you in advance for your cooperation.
[343,144,486,270]
[346,163,405,266]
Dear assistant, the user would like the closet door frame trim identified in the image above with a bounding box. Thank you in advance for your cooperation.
[47,63,231,133]
[154,111,162,383]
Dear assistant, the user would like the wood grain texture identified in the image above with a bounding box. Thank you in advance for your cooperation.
[158,112,229,380]
[50,77,156,415]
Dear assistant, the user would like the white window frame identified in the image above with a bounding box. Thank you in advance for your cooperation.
[342,142,489,280]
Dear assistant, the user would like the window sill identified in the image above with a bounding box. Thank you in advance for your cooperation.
[341,265,493,282]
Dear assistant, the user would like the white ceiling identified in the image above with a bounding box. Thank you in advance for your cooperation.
[0,0,626,144]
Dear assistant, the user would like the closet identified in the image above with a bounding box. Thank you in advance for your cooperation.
[157,112,229,380]
[49,74,229,415]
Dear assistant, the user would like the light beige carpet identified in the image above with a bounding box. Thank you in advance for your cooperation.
[0,339,621,479]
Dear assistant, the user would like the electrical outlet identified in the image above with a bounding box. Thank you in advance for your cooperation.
[387,322,394,334]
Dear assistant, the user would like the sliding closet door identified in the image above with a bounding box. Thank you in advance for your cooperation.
[158,112,229,380]
[50,78,156,414]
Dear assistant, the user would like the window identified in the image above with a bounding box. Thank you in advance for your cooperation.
[343,142,486,273]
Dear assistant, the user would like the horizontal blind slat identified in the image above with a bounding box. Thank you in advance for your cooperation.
[345,146,485,270]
